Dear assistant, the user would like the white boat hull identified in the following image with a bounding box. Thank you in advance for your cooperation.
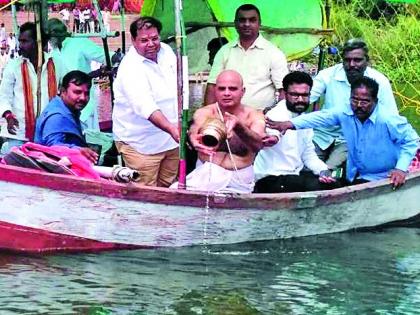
[0,165,418,252]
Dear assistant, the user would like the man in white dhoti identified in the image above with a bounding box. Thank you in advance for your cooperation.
[172,70,265,193]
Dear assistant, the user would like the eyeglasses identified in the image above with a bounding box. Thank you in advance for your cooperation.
[350,97,371,106]
[286,92,310,99]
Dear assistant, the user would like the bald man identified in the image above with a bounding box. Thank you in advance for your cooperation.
[172,70,265,193]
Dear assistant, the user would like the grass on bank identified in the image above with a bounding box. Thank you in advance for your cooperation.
[330,1,420,131]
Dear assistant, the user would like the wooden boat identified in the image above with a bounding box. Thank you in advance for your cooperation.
[0,163,419,253]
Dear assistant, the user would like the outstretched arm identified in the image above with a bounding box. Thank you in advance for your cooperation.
[292,110,340,130]
[149,110,179,143]
[265,118,295,134]
[224,111,265,153]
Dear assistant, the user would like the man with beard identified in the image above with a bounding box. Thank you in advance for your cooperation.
[254,72,336,193]
[269,77,418,189]
[204,4,288,110]
[0,22,64,155]
[309,38,398,169]
[35,70,98,164]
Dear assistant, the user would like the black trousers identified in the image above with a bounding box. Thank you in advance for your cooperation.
[349,178,370,185]
[254,172,339,193]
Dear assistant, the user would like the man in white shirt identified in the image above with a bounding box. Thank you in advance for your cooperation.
[0,22,64,155]
[78,7,85,33]
[254,71,336,193]
[0,45,9,78]
[205,4,288,110]
[82,7,92,33]
[101,7,111,32]
[6,33,16,55]
[0,23,6,47]
[113,16,179,187]
[59,7,70,28]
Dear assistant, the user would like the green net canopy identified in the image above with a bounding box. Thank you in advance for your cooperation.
[142,0,326,73]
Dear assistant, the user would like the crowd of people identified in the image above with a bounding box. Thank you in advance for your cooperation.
[0,3,418,193]
[0,25,17,79]
[58,5,111,34]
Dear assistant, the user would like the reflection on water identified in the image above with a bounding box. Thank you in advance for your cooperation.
[1,228,420,314]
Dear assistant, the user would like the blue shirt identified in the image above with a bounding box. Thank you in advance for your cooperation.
[291,106,419,182]
[310,64,399,150]
[51,37,108,127]
[35,96,87,148]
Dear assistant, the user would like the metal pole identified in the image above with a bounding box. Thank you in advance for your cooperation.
[120,0,126,53]
[40,0,48,34]
[11,3,19,54]
[92,0,115,108]
[11,4,19,36]
[174,0,189,189]
[34,1,43,118]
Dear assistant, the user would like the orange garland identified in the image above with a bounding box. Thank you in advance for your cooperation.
[21,58,57,141]
[46,58,57,104]
[21,60,35,141]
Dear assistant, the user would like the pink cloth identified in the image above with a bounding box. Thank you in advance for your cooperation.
[409,149,420,172]
[112,0,121,12]
[20,142,100,180]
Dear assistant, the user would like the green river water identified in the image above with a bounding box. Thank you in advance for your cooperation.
[1,227,420,314]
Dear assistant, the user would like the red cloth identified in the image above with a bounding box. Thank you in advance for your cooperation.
[21,58,58,141]
[47,58,58,103]
[21,60,35,141]
[20,142,101,180]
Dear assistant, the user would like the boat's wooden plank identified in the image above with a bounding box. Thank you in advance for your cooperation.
[0,172,418,249]
[1,164,418,210]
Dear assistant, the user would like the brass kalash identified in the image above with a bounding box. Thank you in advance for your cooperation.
[199,118,227,147]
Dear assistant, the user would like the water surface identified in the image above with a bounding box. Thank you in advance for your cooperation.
[1,228,420,314]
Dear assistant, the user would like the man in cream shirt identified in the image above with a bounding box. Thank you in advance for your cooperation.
[205,4,288,110]
[113,16,179,187]
[254,71,336,193]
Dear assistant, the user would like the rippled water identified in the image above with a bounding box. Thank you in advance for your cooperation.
[1,228,420,314]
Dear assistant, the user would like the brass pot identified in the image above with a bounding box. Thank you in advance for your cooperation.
[200,117,227,147]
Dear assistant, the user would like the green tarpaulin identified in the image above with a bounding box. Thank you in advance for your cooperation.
[142,0,326,73]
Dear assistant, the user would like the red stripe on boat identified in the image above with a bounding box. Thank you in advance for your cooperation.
[0,221,145,253]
